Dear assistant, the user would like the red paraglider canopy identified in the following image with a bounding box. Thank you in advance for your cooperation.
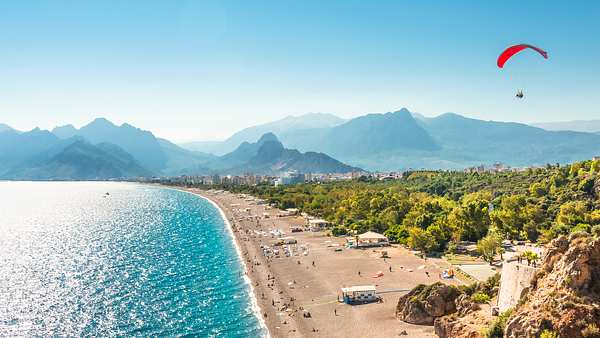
[497,44,548,68]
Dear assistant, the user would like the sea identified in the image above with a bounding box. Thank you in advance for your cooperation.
[0,181,266,337]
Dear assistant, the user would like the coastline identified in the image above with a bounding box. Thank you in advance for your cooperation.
[167,185,460,337]
[164,186,271,338]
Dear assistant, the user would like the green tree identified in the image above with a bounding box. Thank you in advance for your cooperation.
[448,199,490,242]
[407,227,436,253]
[384,224,409,244]
[522,250,539,266]
[477,233,503,264]
[556,201,588,227]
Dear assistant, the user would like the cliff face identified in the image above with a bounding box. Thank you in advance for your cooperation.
[504,234,600,338]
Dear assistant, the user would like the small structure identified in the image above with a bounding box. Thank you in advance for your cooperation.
[279,208,299,217]
[341,285,378,304]
[275,236,297,245]
[354,231,390,248]
[286,208,299,215]
[308,219,330,231]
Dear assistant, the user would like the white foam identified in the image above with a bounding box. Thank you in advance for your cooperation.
[172,188,271,338]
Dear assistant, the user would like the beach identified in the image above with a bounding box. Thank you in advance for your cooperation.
[179,187,460,338]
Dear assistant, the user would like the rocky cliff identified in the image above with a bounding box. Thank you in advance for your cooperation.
[396,283,462,325]
[504,233,600,337]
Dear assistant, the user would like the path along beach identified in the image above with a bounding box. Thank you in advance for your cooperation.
[178,187,460,338]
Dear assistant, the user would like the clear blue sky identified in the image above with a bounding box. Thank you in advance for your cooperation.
[1,1,599,141]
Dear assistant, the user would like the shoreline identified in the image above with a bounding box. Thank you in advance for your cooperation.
[168,185,458,337]
[165,186,271,338]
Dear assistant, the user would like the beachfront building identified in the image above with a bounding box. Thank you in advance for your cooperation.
[353,231,390,248]
[341,285,378,304]
[308,219,330,231]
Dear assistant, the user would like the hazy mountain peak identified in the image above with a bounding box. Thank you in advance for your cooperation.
[182,112,346,155]
[0,123,14,133]
[52,124,78,139]
[394,107,411,114]
[257,132,279,143]
[85,117,116,128]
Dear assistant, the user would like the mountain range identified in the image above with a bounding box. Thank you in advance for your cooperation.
[0,118,357,180]
[181,113,346,155]
[5,108,600,180]
[183,109,600,171]
[532,119,600,133]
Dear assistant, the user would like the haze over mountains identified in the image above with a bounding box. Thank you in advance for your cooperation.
[181,113,347,155]
[4,108,600,180]
[0,118,356,180]
[532,120,600,133]
[184,108,600,171]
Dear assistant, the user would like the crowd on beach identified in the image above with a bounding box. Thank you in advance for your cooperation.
[190,188,450,337]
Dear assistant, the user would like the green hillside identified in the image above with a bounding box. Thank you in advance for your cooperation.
[220,160,600,252]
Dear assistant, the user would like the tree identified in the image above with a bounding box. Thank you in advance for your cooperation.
[522,250,539,266]
[529,181,548,197]
[477,233,503,264]
[407,227,436,253]
[556,201,588,227]
[448,199,490,242]
[384,224,409,244]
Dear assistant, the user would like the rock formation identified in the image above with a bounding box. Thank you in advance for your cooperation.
[504,233,600,338]
[395,282,461,325]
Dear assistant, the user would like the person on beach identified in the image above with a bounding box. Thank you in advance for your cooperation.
[389,266,392,272]
[334,309,337,316]
[358,271,361,276]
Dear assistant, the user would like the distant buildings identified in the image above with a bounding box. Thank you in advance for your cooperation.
[463,162,514,173]
[275,171,305,186]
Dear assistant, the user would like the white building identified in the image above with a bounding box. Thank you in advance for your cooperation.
[308,219,330,231]
[341,285,378,304]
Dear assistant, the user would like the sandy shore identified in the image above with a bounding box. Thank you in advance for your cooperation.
[177,187,460,338]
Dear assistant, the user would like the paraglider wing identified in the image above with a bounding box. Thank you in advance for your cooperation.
[497,44,548,68]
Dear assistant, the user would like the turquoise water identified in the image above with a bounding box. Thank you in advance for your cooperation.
[0,182,265,337]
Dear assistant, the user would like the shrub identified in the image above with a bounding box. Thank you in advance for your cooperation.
[471,292,491,304]
[331,225,348,236]
[591,224,600,238]
[484,309,512,338]
[540,330,559,338]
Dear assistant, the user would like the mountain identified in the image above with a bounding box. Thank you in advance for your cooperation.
[181,113,346,155]
[305,108,439,157]
[417,113,600,168]
[0,128,61,171]
[203,133,360,175]
[532,119,600,133]
[73,118,167,172]
[0,123,14,133]
[51,124,78,139]
[155,138,216,175]
[3,139,151,180]
[196,108,600,171]
[275,109,441,170]
[51,118,214,175]
[212,132,280,169]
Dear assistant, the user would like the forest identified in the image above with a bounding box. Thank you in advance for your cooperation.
[207,160,600,254]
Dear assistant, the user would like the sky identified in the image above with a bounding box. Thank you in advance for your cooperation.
[1,1,599,141]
